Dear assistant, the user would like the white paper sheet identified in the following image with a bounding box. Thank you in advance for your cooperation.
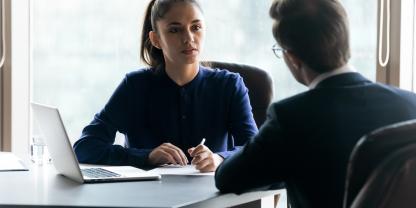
[147,164,214,176]
[0,152,28,171]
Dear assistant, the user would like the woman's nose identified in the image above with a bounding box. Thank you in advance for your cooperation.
[183,30,194,44]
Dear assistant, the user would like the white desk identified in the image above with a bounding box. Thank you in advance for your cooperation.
[0,163,284,208]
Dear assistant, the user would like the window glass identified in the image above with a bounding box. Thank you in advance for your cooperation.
[32,0,376,142]
[342,0,377,80]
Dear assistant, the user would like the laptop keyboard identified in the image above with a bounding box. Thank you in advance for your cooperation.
[81,168,121,178]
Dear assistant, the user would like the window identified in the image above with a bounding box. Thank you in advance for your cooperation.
[377,0,415,91]
[31,0,377,144]
[343,0,377,80]
[6,0,31,157]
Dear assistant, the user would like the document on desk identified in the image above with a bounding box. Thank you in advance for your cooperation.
[147,165,214,176]
[0,152,28,171]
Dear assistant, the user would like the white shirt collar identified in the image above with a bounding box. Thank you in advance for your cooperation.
[308,64,357,89]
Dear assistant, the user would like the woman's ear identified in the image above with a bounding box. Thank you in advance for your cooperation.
[149,31,161,49]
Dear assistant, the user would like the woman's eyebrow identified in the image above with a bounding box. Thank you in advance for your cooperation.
[167,19,202,26]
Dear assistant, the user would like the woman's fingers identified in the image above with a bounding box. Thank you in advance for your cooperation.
[163,143,188,165]
[194,153,224,172]
[191,151,209,165]
[161,144,187,165]
[189,144,207,157]
[149,148,177,165]
[187,147,195,155]
[158,149,177,164]
[149,143,188,166]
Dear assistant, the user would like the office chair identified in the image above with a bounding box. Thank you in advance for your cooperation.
[201,61,273,128]
[343,119,416,208]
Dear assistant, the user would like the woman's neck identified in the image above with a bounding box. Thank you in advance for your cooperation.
[165,62,199,86]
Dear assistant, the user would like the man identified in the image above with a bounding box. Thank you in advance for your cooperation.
[214,0,416,207]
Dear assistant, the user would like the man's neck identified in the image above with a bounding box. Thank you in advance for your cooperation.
[308,64,356,89]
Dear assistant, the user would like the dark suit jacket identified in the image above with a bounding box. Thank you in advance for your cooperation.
[215,73,416,208]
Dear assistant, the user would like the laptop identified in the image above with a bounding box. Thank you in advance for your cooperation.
[31,102,161,183]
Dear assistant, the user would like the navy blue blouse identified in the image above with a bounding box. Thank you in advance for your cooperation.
[73,65,258,167]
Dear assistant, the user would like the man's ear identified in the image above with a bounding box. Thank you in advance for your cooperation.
[285,51,302,70]
[285,51,317,86]
[149,31,161,49]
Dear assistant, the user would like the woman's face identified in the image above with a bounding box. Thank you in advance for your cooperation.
[151,2,205,66]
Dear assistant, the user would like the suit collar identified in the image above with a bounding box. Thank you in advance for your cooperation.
[314,72,372,89]
[309,65,356,89]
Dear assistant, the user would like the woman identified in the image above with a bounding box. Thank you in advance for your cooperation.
[73,0,258,172]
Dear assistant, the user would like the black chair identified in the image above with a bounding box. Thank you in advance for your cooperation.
[201,61,273,128]
[344,119,416,208]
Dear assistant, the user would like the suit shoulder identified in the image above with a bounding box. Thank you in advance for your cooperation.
[385,85,416,107]
[381,83,416,96]
[271,91,311,108]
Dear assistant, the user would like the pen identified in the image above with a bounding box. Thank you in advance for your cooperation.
[200,138,206,146]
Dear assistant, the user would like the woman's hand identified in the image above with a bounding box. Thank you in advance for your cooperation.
[148,143,188,166]
[188,145,224,172]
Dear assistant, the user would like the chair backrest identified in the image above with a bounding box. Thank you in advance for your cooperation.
[350,143,416,208]
[344,119,416,208]
[201,61,273,127]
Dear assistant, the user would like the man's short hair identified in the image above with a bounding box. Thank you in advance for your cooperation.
[270,0,351,73]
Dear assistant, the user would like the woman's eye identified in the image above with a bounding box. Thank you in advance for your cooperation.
[168,28,179,33]
[192,25,202,31]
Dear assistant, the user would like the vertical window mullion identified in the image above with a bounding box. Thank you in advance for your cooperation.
[11,0,30,158]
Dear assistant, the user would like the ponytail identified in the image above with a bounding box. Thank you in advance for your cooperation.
[140,0,164,68]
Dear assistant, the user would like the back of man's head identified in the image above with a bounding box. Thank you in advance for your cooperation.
[270,0,350,73]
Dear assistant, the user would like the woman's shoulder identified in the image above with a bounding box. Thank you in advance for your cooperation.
[120,68,159,88]
[200,65,242,83]
[125,67,155,79]
[200,65,247,95]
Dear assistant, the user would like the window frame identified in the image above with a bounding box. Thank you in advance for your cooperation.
[2,0,31,159]
[0,0,11,152]
[376,0,415,91]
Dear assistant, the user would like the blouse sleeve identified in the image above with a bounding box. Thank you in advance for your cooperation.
[73,75,152,167]
[217,74,259,158]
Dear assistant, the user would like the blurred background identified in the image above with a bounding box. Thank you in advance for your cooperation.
[31,0,377,143]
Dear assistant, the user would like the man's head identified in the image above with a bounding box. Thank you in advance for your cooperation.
[270,0,350,75]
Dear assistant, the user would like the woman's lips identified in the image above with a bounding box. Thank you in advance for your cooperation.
[182,48,198,55]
